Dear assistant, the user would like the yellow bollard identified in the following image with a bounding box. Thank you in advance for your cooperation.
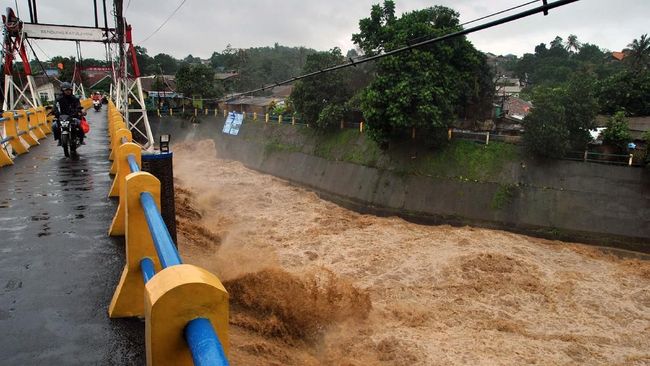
[223,109,227,117]
[253,112,257,121]
[109,172,163,318]
[145,265,229,365]
[194,108,197,117]
[0,118,13,166]
[28,109,46,140]
[108,143,141,236]
[16,111,39,147]
[360,121,364,133]
[204,108,208,116]
[109,128,132,168]
[2,112,28,155]
[265,113,269,123]
[292,116,295,125]
[214,109,218,117]
[109,141,139,199]
[278,114,282,125]
[36,107,52,134]
[170,108,173,117]
[0,145,12,166]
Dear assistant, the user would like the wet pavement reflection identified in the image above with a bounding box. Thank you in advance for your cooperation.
[0,108,144,365]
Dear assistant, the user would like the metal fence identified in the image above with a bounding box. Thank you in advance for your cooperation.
[564,150,635,166]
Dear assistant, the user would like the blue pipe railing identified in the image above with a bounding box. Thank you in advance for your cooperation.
[127,154,140,173]
[140,257,156,284]
[140,192,182,267]
[139,189,227,365]
[185,318,229,366]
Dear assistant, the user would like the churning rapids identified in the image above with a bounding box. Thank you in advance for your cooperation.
[173,139,649,366]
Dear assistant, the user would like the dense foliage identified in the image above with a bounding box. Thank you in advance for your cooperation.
[211,44,316,93]
[601,112,632,151]
[523,79,597,158]
[175,63,222,98]
[290,48,355,130]
[510,33,650,117]
[352,1,494,147]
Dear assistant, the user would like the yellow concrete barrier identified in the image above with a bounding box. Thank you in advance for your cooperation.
[109,129,133,173]
[36,107,52,134]
[109,172,163,318]
[108,144,141,238]
[27,109,46,140]
[105,102,230,363]
[16,111,39,147]
[145,264,229,365]
[2,111,28,155]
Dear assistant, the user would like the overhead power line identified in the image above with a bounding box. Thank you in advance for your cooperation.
[403,0,541,47]
[139,0,187,44]
[461,0,540,27]
[231,0,578,98]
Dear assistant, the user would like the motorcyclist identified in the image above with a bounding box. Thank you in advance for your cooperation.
[91,91,102,102]
[53,82,85,145]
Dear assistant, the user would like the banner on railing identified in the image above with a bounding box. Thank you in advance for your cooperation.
[222,112,243,136]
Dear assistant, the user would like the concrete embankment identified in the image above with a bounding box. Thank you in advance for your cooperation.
[151,115,650,253]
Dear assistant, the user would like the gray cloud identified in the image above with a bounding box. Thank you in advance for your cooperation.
[13,0,650,61]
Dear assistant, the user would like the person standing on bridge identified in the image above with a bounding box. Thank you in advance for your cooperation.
[52,82,85,146]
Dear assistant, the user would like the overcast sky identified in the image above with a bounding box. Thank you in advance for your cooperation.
[10,0,650,62]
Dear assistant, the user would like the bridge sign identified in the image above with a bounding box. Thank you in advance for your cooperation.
[22,23,107,42]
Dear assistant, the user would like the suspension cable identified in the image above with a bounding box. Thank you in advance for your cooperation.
[229,0,578,98]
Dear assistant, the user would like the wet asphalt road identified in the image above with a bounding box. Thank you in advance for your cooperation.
[0,108,144,365]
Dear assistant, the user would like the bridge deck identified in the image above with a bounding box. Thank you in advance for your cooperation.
[0,108,144,365]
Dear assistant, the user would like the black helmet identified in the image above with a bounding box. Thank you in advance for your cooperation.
[60,82,73,91]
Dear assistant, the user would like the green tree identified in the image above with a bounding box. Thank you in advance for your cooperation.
[175,64,222,98]
[352,1,493,147]
[50,56,75,82]
[291,48,353,130]
[523,80,598,158]
[211,44,317,93]
[522,87,569,158]
[565,34,581,53]
[134,46,154,75]
[625,33,650,71]
[601,111,632,151]
[598,69,650,116]
[564,75,599,149]
[152,53,179,74]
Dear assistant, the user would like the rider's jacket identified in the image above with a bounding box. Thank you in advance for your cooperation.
[55,94,82,118]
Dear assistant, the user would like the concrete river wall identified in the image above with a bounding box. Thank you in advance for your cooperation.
[151,116,650,253]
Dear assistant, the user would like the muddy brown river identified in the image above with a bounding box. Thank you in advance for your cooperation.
[173,140,649,366]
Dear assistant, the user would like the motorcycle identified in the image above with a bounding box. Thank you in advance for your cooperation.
[58,114,81,157]
[93,99,101,112]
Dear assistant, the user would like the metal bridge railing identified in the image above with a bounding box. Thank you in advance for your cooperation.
[106,101,230,366]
